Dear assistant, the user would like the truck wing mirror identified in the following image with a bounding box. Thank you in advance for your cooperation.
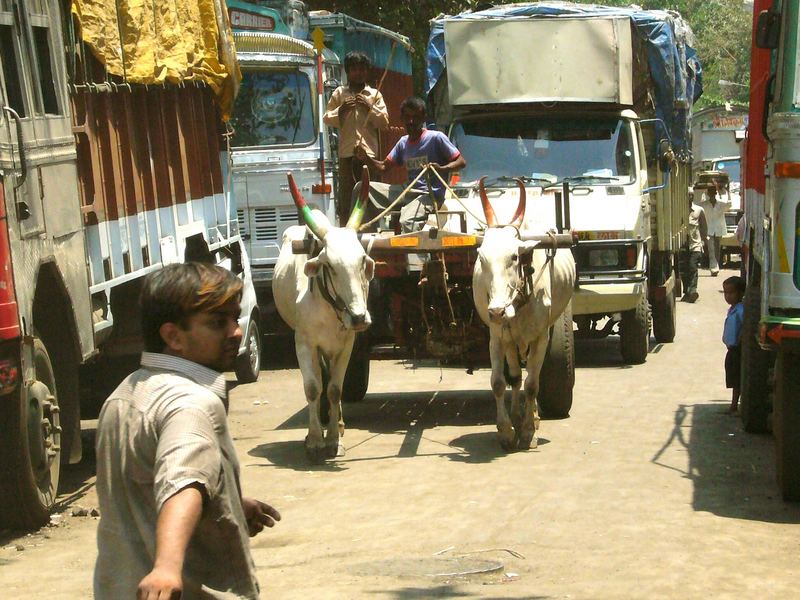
[756,9,781,50]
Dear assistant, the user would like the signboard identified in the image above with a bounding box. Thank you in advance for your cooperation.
[229,7,276,32]
[701,114,749,131]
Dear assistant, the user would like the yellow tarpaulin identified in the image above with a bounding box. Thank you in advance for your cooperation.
[71,0,241,120]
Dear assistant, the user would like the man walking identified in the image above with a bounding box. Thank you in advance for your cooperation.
[323,51,389,225]
[681,195,708,302]
[94,263,280,599]
[698,180,730,276]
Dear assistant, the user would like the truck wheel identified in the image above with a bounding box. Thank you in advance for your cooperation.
[342,332,371,403]
[537,304,574,419]
[0,338,60,529]
[774,348,800,501]
[740,283,771,433]
[235,317,262,384]
[651,285,676,343]
[620,293,650,364]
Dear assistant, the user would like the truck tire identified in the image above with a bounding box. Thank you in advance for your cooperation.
[740,283,771,433]
[0,338,60,529]
[620,293,650,364]
[235,317,262,384]
[652,284,676,343]
[774,348,800,501]
[342,332,370,403]
[538,304,575,418]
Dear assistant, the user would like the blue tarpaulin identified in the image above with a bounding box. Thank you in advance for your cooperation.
[426,2,703,156]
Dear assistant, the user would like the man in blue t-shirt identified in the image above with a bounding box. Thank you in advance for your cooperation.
[355,96,466,231]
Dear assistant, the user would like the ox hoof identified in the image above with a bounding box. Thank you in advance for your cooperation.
[305,446,327,464]
[516,431,538,451]
[497,430,516,452]
[325,442,345,459]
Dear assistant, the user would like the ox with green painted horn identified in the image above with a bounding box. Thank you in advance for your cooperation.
[274,171,376,463]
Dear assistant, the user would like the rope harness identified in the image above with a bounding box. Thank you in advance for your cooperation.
[494,230,559,372]
[306,242,351,329]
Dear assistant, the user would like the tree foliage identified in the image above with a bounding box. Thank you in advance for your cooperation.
[308,1,752,108]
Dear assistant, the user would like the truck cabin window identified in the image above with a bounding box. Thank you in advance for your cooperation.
[230,70,315,148]
[450,117,636,185]
[0,24,27,117]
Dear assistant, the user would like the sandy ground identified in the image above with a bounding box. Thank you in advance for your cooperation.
[2,265,800,599]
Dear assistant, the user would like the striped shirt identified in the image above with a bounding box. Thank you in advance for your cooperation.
[94,352,260,599]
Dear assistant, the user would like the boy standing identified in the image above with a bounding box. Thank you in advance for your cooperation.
[355,96,466,232]
[722,275,746,414]
[323,51,389,225]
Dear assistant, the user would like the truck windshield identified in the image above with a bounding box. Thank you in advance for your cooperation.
[230,70,315,147]
[450,116,635,185]
[712,158,741,184]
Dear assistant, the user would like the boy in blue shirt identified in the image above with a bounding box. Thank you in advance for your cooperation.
[722,276,746,414]
[355,96,466,232]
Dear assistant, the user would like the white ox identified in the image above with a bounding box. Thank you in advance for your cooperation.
[273,172,374,462]
[472,178,576,451]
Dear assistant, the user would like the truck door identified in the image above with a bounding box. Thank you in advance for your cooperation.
[0,0,81,241]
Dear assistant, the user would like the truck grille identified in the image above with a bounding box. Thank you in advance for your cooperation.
[253,207,298,242]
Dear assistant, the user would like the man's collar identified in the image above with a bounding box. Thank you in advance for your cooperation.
[140,352,228,400]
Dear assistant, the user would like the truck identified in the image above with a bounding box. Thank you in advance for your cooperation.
[0,0,259,529]
[423,2,702,364]
[226,1,413,336]
[739,0,800,500]
[690,106,748,260]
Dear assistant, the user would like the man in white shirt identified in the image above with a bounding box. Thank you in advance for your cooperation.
[94,263,281,599]
[697,181,730,276]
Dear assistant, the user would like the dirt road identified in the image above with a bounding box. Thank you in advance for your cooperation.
[2,268,800,599]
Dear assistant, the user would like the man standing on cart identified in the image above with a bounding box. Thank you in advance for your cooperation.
[324,51,389,226]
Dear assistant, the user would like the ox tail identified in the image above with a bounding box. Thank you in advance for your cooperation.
[503,359,521,388]
[318,350,331,426]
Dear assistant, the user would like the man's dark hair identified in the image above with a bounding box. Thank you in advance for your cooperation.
[141,263,243,352]
[344,51,371,73]
[723,275,746,296]
[400,96,426,115]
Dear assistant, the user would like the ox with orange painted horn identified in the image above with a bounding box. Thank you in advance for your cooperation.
[478,176,526,228]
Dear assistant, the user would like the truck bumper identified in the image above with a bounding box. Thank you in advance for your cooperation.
[572,281,646,315]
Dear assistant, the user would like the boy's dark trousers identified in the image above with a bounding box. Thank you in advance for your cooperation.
[680,249,702,294]
[337,157,379,226]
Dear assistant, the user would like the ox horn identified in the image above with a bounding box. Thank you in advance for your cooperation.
[509,178,526,228]
[288,172,328,240]
[478,176,497,227]
[346,165,370,230]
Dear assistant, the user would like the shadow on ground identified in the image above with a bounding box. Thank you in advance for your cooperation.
[249,389,553,470]
[653,402,800,523]
[372,584,547,599]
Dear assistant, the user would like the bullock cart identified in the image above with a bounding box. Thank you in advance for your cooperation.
[289,167,578,420]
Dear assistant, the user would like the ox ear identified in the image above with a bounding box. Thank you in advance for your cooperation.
[364,255,375,281]
[518,240,540,256]
[304,256,323,278]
